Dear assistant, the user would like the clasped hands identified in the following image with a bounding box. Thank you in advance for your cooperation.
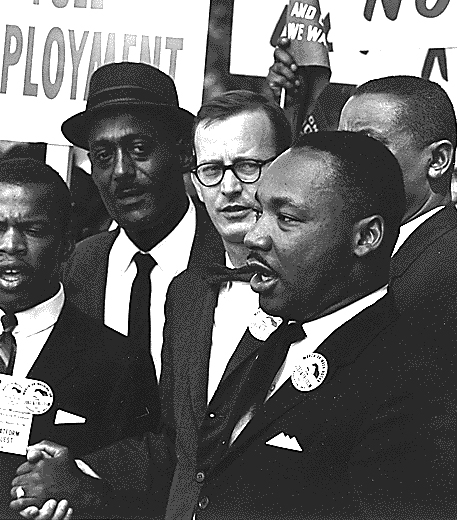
[10,440,101,520]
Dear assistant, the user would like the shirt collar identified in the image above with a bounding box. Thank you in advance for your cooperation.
[302,284,388,345]
[392,206,445,256]
[111,197,197,276]
[0,283,65,337]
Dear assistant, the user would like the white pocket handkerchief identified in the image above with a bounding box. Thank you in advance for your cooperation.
[266,432,303,452]
[54,410,86,425]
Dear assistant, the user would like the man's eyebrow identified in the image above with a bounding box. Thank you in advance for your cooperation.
[269,195,302,209]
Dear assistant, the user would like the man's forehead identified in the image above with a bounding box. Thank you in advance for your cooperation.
[340,93,403,128]
[259,149,335,201]
[195,110,275,148]
[0,183,55,216]
[88,109,162,143]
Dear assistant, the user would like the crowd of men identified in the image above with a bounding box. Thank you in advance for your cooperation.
[0,39,454,520]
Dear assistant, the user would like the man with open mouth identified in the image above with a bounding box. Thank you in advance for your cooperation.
[268,46,457,321]
[0,158,162,519]
[10,132,456,520]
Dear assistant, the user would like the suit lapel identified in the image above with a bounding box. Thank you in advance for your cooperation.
[27,303,92,389]
[390,205,457,278]
[63,229,118,322]
[220,294,399,462]
[186,279,220,426]
[215,327,265,396]
[188,200,225,271]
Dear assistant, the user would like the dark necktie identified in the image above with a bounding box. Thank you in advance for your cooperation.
[0,313,18,375]
[228,321,306,445]
[128,252,157,347]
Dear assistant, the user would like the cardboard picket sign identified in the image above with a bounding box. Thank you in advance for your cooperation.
[280,0,331,140]
[282,0,330,68]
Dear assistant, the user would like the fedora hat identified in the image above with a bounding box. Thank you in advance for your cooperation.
[61,62,195,150]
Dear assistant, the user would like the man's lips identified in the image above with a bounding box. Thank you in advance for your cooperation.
[0,264,30,290]
[219,204,253,217]
[114,186,148,203]
[246,258,279,293]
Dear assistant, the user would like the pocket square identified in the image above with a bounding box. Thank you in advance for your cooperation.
[266,432,302,452]
[54,410,86,425]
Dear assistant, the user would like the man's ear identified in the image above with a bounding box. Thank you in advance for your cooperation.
[353,215,384,258]
[427,140,454,180]
[190,173,205,204]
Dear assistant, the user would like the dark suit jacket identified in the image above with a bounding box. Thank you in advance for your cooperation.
[389,204,457,316]
[87,271,456,520]
[0,302,157,518]
[63,200,224,322]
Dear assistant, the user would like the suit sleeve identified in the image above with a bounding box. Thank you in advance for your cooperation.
[84,429,176,519]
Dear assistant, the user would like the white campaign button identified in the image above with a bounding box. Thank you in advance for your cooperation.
[0,375,53,415]
[292,353,328,392]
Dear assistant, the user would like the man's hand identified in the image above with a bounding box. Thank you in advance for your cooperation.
[10,441,106,518]
[266,38,300,101]
[16,500,72,520]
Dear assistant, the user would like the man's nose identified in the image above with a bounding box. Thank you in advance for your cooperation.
[244,214,272,251]
[220,169,243,196]
[113,148,135,180]
[0,228,26,255]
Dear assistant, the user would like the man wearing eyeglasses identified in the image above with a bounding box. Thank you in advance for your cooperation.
[10,90,293,520]
[177,90,292,407]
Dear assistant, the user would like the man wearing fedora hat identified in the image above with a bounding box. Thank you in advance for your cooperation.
[61,62,224,431]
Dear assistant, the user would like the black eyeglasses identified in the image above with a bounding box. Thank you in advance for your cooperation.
[191,156,277,187]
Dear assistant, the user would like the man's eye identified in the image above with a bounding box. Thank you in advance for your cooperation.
[199,165,221,177]
[25,227,47,236]
[278,214,297,224]
[131,141,152,156]
[93,150,112,163]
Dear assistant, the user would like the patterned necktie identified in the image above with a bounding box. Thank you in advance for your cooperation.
[0,313,18,375]
[128,252,157,347]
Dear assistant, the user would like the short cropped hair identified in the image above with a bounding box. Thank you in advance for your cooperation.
[0,158,72,232]
[355,76,457,169]
[194,90,292,155]
[292,131,406,252]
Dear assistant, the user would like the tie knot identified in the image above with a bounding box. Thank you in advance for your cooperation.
[133,252,156,275]
[284,321,306,344]
[1,313,17,333]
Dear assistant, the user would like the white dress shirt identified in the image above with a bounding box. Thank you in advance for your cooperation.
[266,284,388,400]
[229,285,388,446]
[104,198,196,380]
[0,285,65,377]
[207,255,259,403]
[392,206,444,256]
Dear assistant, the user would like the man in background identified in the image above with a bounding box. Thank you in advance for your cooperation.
[62,62,224,431]
[268,46,457,317]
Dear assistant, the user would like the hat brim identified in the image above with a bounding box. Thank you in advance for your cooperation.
[61,101,195,150]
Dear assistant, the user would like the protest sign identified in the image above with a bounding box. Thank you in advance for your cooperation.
[281,0,331,140]
[0,0,211,146]
[231,0,457,117]
[231,0,457,73]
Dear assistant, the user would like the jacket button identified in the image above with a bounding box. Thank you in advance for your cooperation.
[196,471,205,483]
[198,496,209,510]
